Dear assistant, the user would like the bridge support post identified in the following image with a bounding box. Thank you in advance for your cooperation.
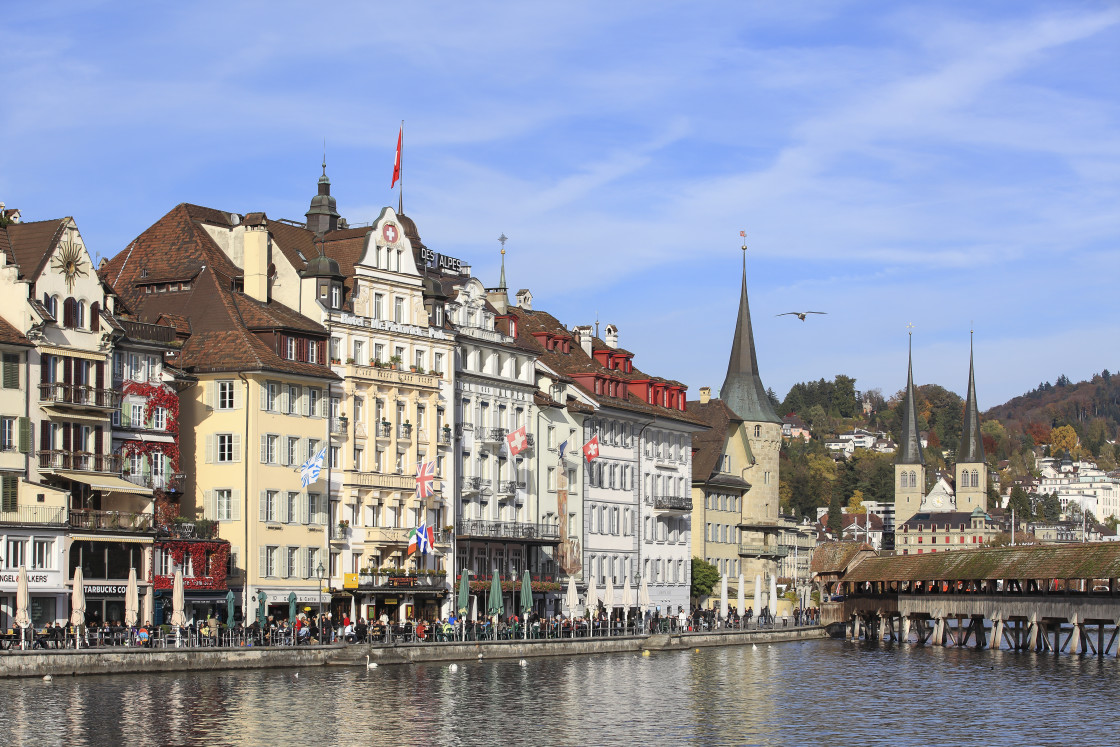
[900,615,910,645]
[991,613,1004,652]
[1027,615,1039,651]
[933,610,945,647]
[1069,615,1081,656]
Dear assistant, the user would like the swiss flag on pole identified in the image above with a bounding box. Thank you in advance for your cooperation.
[391,125,402,188]
[582,435,600,462]
[506,425,529,457]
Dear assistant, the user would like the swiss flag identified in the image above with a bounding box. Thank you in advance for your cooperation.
[582,435,600,462]
[506,425,529,457]
[391,126,402,188]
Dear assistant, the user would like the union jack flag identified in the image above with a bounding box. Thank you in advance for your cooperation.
[415,460,436,499]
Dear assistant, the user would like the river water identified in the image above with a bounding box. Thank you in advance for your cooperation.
[2,639,1114,746]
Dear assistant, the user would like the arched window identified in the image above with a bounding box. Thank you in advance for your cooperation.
[62,297,78,328]
[971,469,979,487]
[908,470,917,488]
[75,300,86,329]
[90,302,100,332]
[961,470,970,488]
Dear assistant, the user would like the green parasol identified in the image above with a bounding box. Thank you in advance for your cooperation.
[257,591,268,624]
[487,572,504,619]
[519,570,533,616]
[457,572,470,615]
[288,591,297,624]
[225,589,236,628]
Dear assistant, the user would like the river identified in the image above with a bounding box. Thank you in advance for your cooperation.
[2,639,1114,746]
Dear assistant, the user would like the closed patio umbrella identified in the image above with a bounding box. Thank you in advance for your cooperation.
[737,573,746,623]
[519,570,533,618]
[621,575,634,632]
[124,567,139,627]
[719,575,729,624]
[15,566,30,649]
[170,570,186,646]
[487,572,504,620]
[585,574,598,622]
[638,575,651,614]
[71,567,86,648]
[754,574,762,623]
[225,590,236,629]
[457,572,470,615]
[565,576,579,620]
[288,591,297,625]
[143,588,154,626]
[602,577,615,635]
[769,575,777,619]
[257,591,268,626]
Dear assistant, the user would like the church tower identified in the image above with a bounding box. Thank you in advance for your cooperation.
[305,157,340,234]
[894,335,926,526]
[955,335,987,513]
[720,245,781,589]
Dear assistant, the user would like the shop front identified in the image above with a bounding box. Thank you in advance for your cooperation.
[68,536,152,625]
[252,587,323,622]
[0,567,68,629]
[348,571,450,623]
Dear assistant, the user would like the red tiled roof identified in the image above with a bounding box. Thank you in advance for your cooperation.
[2,218,68,280]
[0,316,31,347]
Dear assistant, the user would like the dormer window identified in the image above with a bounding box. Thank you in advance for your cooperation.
[330,284,342,309]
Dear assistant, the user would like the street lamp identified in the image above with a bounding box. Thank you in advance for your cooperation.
[315,562,325,641]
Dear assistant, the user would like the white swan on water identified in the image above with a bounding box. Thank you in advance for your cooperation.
[366,655,378,669]
[449,663,459,672]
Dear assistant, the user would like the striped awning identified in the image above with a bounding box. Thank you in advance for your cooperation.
[55,471,154,495]
[70,534,153,544]
[37,345,109,362]
[41,408,111,423]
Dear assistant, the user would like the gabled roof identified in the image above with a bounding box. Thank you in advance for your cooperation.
[841,543,1120,583]
[686,397,753,482]
[810,541,874,574]
[1,218,69,280]
[0,316,31,347]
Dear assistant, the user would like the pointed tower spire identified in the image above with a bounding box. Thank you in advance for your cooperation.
[959,330,985,463]
[720,239,780,424]
[897,326,925,465]
[497,233,508,290]
[306,148,340,234]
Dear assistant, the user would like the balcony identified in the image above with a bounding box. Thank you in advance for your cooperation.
[330,525,352,543]
[652,494,693,513]
[479,427,507,445]
[70,509,154,533]
[363,528,453,546]
[374,422,393,441]
[462,476,482,495]
[354,571,449,590]
[39,382,119,410]
[120,319,176,344]
[329,417,349,437]
[165,520,217,539]
[39,450,122,474]
[122,471,184,492]
[397,424,413,441]
[738,542,790,559]
[343,362,441,390]
[437,428,452,446]
[0,505,67,527]
[497,480,527,499]
[455,520,560,543]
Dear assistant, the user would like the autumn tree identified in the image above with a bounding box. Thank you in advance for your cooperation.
[847,489,866,514]
[1049,424,1079,458]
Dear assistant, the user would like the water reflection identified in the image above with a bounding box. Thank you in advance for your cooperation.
[2,640,1117,746]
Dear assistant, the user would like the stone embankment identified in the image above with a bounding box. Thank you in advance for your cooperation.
[0,627,826,678]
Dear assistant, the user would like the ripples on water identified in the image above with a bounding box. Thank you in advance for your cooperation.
[2,640,1115,746]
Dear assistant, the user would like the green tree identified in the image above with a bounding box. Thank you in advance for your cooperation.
[827,492,843,535]
[1040,492,1062,522]
[690,557,721,599]
[1007,485,1033,520]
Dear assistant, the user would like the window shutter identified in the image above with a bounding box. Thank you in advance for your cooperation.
[260,435,267,464]
[280,547,290,578]
[90,302,100,332]
[279,440,289,467]
[299,493,309,525]
[204,490,215,520]
[205,435,214,464]
[2,354,17,389]
[233,383,243,410]
[280,387,289,414]
[299,548,308,579]
[18,417,30,454]
[1,475,16,512]
[259,546,267,578]
[279,494,289,524]
[259,491,268,522]
[231,434,241,462]
[260,381,268,410]
[230,490,241,521]
[205,382,215,410]
[41,354,50,385]
[302,391,310,417]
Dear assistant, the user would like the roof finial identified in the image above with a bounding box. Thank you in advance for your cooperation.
[322,138,327,176]
[497,233,508,290]
[595,311,600,339]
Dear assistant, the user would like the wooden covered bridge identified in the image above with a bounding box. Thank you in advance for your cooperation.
[811,541,1120,656]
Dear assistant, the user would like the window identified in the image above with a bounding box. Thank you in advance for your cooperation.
[754,425,761,437]
[373,294,384,320]
[130,403,145,428]
[217,434,236,462]
[217,381,235,409]
[263,546,278,577]
[216,489,233,521]
[5,538,26,569]
[330,337,341,362]
[263,490,279,522]
[262,434,278,464]
[286,547,299,578]
[394,297,404,323]
[547,467,556,491]
[32,539,51,570]
[286,337,296,360]
[308,389,320,417]
[287,437,299,467]
[287,385,301,415]
[353,340,364,362]
[329,284,342,309]
[0,418,14,451]
[152,407,167,431]
[434,353,443,374]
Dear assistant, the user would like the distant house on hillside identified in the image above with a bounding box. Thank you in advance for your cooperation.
[782,413,810,441]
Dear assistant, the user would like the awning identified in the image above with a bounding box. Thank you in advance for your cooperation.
[41,408,111,423]
[37,345,109,362]
[56,471,154,495]
[70,534,153,544]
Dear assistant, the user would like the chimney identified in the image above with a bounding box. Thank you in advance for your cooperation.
[604,324,618,349]
[516,289,533,310]
[699,387,711,404]
[574,325,593,356]
[244,223,270,303]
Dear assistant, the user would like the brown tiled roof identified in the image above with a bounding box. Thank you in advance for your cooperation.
[818,512,885,531]
[809,541,874,574]
[841,542,1120,583]
[0,316,31,347]
[102,206,336,382]
[508,306,706,427]
[3,218,68,280]
[687,398,743,481]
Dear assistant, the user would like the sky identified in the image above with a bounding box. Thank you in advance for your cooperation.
[2,1,1118,411]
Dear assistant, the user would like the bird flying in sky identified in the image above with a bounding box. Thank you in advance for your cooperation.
[777,311,827,322]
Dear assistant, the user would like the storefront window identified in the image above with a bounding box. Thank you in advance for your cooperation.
[69,541,141,579]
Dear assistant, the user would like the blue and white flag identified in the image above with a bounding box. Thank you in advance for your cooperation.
[558,440,568,460]
[300,446,328,487]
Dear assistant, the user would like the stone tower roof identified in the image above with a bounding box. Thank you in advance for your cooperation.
[897,336,925,465]
[719,251,780,424]
[958,336,985,464]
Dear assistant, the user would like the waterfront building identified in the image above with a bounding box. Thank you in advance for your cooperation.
[509,298,700,615]
[101,203,338,622]
[774,515,816,599]
[896,507,998,552]
[688,386,753,607]
[718,250,784,604]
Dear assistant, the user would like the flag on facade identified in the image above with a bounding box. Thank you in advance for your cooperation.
[582,435,599,462]
[415,460,436,499]
[506,425,529,457]
[558,440,568,459]
[408,520,434,555]
[299,446,327,487]
[391,125,402,188]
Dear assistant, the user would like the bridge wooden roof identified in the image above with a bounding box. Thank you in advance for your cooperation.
[842,543,1120,583]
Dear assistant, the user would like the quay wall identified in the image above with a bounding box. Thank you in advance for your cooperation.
[0,627,827,678]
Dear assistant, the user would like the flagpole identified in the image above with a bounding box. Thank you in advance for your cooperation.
[398,120,404,215]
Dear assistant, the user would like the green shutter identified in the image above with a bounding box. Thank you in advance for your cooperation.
[1,475,17,512]
[17,417,30,454]
[2,354,19,389]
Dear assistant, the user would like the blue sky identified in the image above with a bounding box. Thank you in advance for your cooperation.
[2,1,1118,410]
